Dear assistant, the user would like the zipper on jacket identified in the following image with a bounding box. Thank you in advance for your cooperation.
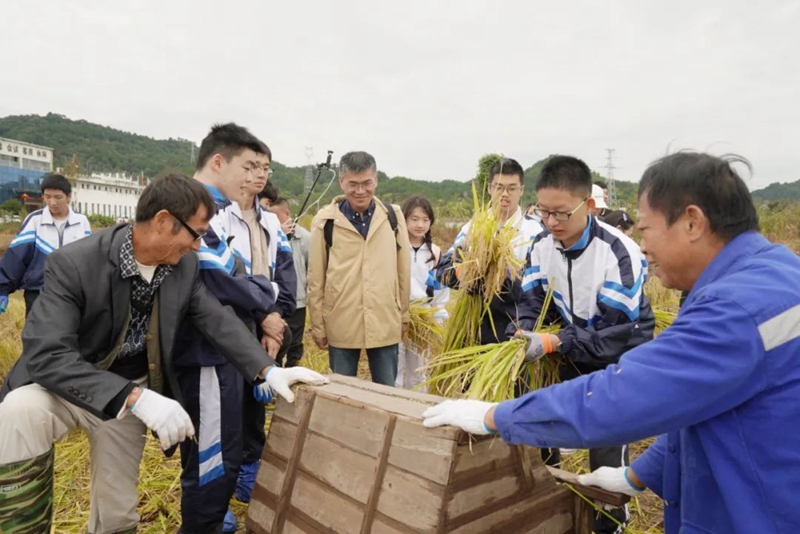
[567,256,577,325]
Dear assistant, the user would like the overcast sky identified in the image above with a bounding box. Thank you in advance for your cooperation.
[2,0,798,189]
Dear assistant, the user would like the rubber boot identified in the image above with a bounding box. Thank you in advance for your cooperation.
[0,448,55,533]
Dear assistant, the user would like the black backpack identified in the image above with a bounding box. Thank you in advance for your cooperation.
[324,200,400,257]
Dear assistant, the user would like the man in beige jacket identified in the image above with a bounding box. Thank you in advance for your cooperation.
[307,151,410,386]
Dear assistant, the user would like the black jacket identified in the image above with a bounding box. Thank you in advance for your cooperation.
[0,224,274,419]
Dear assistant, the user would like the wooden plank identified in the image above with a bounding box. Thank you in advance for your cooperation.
[272,391,317,533]
[298,430,378,504]
[446,487,573,534]
[255,453,286,499]
[452,436,512,476]
[573,492,596,534]
[311,380,460,426]
[513,445,536,491]
[446,471,520,521]
[360,414,397,534]
[387,417,455,485]
[328,373,448,404]
[264,415,299,461]
[245,498,275,534]
[377,465,444,533]
[290,471,365,532]
[371,512,420,534]
[308,394,389,457]
[272,386,314,425]
[546,466,630,508]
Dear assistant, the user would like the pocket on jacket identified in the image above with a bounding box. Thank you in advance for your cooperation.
[323,283,341,317]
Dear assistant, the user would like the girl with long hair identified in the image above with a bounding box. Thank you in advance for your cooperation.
[397,196,449,390]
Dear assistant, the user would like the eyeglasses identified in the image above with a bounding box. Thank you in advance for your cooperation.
[489,183,522,195]
[171,213,206,242]
[533,198,588,222]
[343,180,376,192]
[243,164,273,177]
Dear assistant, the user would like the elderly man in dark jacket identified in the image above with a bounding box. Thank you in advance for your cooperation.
[0,174,326,534]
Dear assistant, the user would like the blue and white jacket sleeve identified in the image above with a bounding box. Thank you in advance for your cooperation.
[273,228,297,317]
[426,269,450,324]
[557,248,646,366]
[197,225,276,324]
[493,294,765,450]
[0,220,36,296]
[510,238,555,335]
[435,222,468,289]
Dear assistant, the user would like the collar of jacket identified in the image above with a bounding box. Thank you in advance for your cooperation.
[106,223,133,269]
[690,231,770,296]
[340,198,376,219]
[202,183,231,211]
[502,207,523,229]
[554,215,595,257]
[41,206,82,226]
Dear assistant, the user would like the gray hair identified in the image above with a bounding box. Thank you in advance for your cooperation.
[339,151,377,177]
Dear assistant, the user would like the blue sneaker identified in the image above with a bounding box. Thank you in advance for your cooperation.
[222,509,237,533]
[234,460,259,503]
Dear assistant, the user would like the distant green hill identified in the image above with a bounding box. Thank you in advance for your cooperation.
[751,180,800,201]
[0,113,641,212]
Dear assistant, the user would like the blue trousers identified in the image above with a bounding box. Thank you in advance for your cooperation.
[328,344,399,386]
[175,363,244,533]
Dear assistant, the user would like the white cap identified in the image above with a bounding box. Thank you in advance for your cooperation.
[591,184,608,209]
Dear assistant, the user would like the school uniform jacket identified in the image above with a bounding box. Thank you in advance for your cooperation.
[0,207,91,296]
[513,215,654,370]
[227,198,297,318]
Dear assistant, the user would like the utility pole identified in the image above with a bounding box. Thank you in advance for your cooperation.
[605,148,617,208]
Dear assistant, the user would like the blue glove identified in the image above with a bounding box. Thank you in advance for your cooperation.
[0,295,8,314]
[253,383,274,404]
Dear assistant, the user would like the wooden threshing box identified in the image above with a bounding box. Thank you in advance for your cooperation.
[246,375,627,534]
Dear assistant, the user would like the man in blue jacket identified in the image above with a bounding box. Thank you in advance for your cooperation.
[423,152,800,533]
[0,173,91,316]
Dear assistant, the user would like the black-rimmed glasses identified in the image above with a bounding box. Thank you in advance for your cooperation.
[533,198,588,222]
[171,213,206,242]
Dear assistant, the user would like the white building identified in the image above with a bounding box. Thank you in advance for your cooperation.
[71,172,146,220]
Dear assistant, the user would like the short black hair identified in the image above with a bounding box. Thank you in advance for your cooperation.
[271,197,290,208]
[340,151,377,176]
[40,173,71,196]
[638,152,759,243]
[594,180,607,189]
[195,123,271,171]
[136,174,216,225]
[536,155,592,197]
[489,158,524,185]
[602,209,635,231]
[259,182,279,204]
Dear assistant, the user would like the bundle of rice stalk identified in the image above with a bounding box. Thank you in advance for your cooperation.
[653,306,677,335]
[406,298,445,353]
[456,183,525,303]
[428,284,562,401]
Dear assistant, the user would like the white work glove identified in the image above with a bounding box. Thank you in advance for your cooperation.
[421,399,497,435]
[130,388,195,450]
[257,366,329,403]
[577,466,645,497]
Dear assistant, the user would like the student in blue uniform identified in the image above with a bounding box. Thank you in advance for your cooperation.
[423,152,800,534]
[0,173,91,317]
[175,123,313,533]
[509,155,655,533]
[226,142,297,532]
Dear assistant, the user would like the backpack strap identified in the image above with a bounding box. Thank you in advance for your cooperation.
[381,200,400,251]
